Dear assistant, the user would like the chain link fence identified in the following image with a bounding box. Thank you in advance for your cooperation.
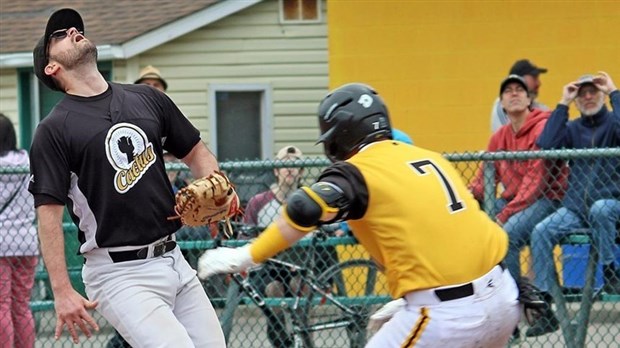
[1,148,619,347]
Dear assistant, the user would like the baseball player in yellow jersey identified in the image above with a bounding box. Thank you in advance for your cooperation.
[198,83,520,347]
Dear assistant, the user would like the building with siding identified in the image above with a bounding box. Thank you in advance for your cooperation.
[5,1,617,155]
[0,0,328,159]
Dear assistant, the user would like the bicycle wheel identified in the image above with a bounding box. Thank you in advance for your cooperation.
[300,259,389,348]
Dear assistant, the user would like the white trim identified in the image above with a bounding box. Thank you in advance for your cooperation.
[208,83,273,159]
[0,52,32,68]
[97,45,126,60]
[120,0,262,58]
[0,0,263,68]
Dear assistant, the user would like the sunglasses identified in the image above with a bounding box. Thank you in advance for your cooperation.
[48,28,83,41]
[577,86,600,98]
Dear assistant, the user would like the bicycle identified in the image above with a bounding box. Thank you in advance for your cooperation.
[214,223,390,348]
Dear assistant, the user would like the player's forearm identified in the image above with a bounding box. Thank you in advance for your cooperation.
[249,218,306,263]
[182,142,220,178]
[37,205,73,294]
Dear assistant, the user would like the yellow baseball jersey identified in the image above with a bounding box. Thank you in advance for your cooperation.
[320,140,508,299]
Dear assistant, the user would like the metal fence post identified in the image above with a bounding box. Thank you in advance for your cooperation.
[482,160,496,216]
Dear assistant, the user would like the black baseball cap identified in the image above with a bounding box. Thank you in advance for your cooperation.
[509,59,548,77]
[499,74,529,96]
[33,8,85,91]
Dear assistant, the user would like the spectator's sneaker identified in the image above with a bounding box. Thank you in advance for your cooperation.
[524,308,559,337]
[603,275,620,294]
[603,265,620,295]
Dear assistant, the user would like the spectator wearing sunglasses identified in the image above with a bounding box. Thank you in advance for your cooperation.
[529,72,620,337]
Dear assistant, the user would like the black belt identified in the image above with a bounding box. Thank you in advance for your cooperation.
[108,236,176,263]
[434,262,505,302]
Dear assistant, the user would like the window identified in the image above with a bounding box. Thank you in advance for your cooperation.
[208,84,273,161]
[280,0,320,23]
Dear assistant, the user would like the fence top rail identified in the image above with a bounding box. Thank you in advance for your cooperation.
[176,235,359,250]
[443,147,620,162]
[3,148,618,174]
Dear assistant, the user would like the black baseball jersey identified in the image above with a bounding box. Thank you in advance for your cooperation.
[28,83,200,252]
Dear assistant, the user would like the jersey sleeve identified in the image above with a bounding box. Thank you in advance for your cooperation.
[318,161,369,220]
[28,120,71,206]
[153,90,201,159]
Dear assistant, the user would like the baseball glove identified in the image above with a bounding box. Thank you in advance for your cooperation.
[171,171,241,230]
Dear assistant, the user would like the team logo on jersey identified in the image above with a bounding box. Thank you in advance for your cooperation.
[105,123,156,194]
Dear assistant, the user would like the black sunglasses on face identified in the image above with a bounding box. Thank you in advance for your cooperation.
[49,28,83,41]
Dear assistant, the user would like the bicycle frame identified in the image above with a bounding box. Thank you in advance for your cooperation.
[228,256,368,348]
[215,224,377,348]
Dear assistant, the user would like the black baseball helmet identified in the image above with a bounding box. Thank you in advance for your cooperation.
[317,83,391,162]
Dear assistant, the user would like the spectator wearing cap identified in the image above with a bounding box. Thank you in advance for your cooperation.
[241,145,306,348]
[470,75,568,340]
[491,59,549,133]
[529,71,620,336]
[243,145,305,236]
[134,65,168,92]
[241,146,342,347]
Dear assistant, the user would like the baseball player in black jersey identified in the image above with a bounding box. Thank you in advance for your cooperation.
[28,8,225,347]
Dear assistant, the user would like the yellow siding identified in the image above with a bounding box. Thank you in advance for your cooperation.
[327,1,620,152]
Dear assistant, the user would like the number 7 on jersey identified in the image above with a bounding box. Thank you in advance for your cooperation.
[409,159,465,213]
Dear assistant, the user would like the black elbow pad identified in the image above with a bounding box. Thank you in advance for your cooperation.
[285,189,323,230]
[284,182,349,230]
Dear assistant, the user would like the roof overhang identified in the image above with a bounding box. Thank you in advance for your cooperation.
[0,0,262,69]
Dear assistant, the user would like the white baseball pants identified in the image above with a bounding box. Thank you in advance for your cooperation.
[366,265,520,348]
[82,246,225,348]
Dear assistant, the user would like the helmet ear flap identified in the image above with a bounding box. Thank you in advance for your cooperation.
[320,110,352,162]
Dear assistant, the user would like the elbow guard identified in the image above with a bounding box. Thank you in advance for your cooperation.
[284,182,349,232]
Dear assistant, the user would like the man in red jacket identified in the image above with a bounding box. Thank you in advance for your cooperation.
[470,75,568,341]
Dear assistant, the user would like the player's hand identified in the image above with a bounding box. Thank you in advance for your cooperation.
[53,288,99,343]
[197,245,257,279]
[367,298,406,331]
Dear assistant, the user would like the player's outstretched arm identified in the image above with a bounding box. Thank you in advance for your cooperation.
[198,181,342,278]
[37,204,99,343]
[197,217,306,279]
